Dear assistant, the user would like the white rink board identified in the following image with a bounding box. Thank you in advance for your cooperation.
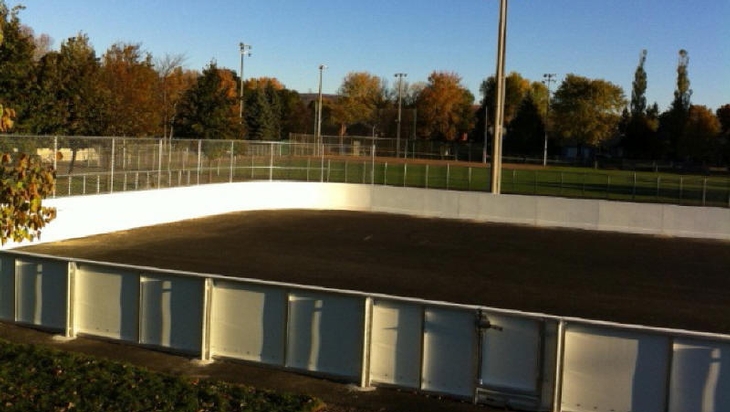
[75,263,139,341]
[285,291,364,379]
[0,255,14,320]
[480,312,542,394]
[139,274,204,353]
[421,306,476,397]
[4,182,727,249]
[369,299,423,388]
[210,281,286,365]
[15,258,68,330]
[562,324,669,412]
[669,339,730,412]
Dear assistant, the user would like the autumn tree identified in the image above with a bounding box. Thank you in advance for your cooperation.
[155,53,194,139]
[331,72,387,136]
[416,71,475,141]
[100,43,160,136]
[0,103,14,132]
[0,153,57,245]
[0,3,57,244]
[550,74,626,156]
[681,105,721,164]
[479,72,531,125]
[174,62,243,141]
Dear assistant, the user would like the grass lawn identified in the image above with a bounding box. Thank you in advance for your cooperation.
[0,339,323,412]
[53,155,730,208]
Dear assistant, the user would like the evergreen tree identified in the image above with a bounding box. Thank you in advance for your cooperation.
[245,87,277,140]
[29,34,109,136]
[623,50,659,159]
[505,95,545,156]
[174,63,242,140]
[265,83,282,139]
[278,88,308,139]
[659,49,692,160]
[630,50,648,116]
[717,104,730,164]
[672,49,692,113]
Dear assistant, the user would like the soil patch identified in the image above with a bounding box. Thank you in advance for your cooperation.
[19,209,730,334]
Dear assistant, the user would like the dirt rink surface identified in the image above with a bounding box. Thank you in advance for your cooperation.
[9,209,730,411]
[19,209,730,334]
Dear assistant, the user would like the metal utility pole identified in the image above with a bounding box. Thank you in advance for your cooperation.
[239,42,252,122]
[395,73,407,158]
[490,0,508,194]
[482,97,490,164]
[316,64,327,156]
[542,73,556,167]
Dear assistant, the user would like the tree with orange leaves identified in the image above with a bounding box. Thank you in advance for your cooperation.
[100,42,160,136]
[0,153,56,245]
[331,71,387,137]
[415,71,475,141]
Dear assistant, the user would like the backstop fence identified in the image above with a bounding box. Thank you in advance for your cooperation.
[2,135,729,208]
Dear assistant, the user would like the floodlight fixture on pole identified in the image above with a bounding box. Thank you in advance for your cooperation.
[317,64,327,156]
[490,0,508,194]
[542,73,556,167]
[395,73,407,158]
[239,42,252,123]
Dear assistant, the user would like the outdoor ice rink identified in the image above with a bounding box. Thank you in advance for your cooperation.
[19,208,730,335]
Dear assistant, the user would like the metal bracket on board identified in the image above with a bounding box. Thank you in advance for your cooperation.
[477,310,504,332]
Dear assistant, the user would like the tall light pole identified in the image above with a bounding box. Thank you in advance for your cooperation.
[482,94,489,164]
[316,64,327,156]
[239,42,252,123]
[395,73,407,158]
[490,0,508,194]
[542,73,556,167]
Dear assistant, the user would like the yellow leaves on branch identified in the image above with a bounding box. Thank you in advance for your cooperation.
[0,153,57,245]
[0,103,16,132]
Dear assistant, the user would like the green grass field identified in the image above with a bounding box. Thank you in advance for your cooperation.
[298,157,730,207]
[53,155,730,208]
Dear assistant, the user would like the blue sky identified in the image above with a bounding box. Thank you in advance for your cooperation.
[18,0,730,111]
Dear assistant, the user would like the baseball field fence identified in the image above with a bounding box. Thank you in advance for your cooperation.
[2,135,729,208]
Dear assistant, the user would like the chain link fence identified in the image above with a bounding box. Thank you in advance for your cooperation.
[3,135,729,208]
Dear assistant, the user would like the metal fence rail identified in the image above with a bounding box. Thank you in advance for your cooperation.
[4,135,729,208]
